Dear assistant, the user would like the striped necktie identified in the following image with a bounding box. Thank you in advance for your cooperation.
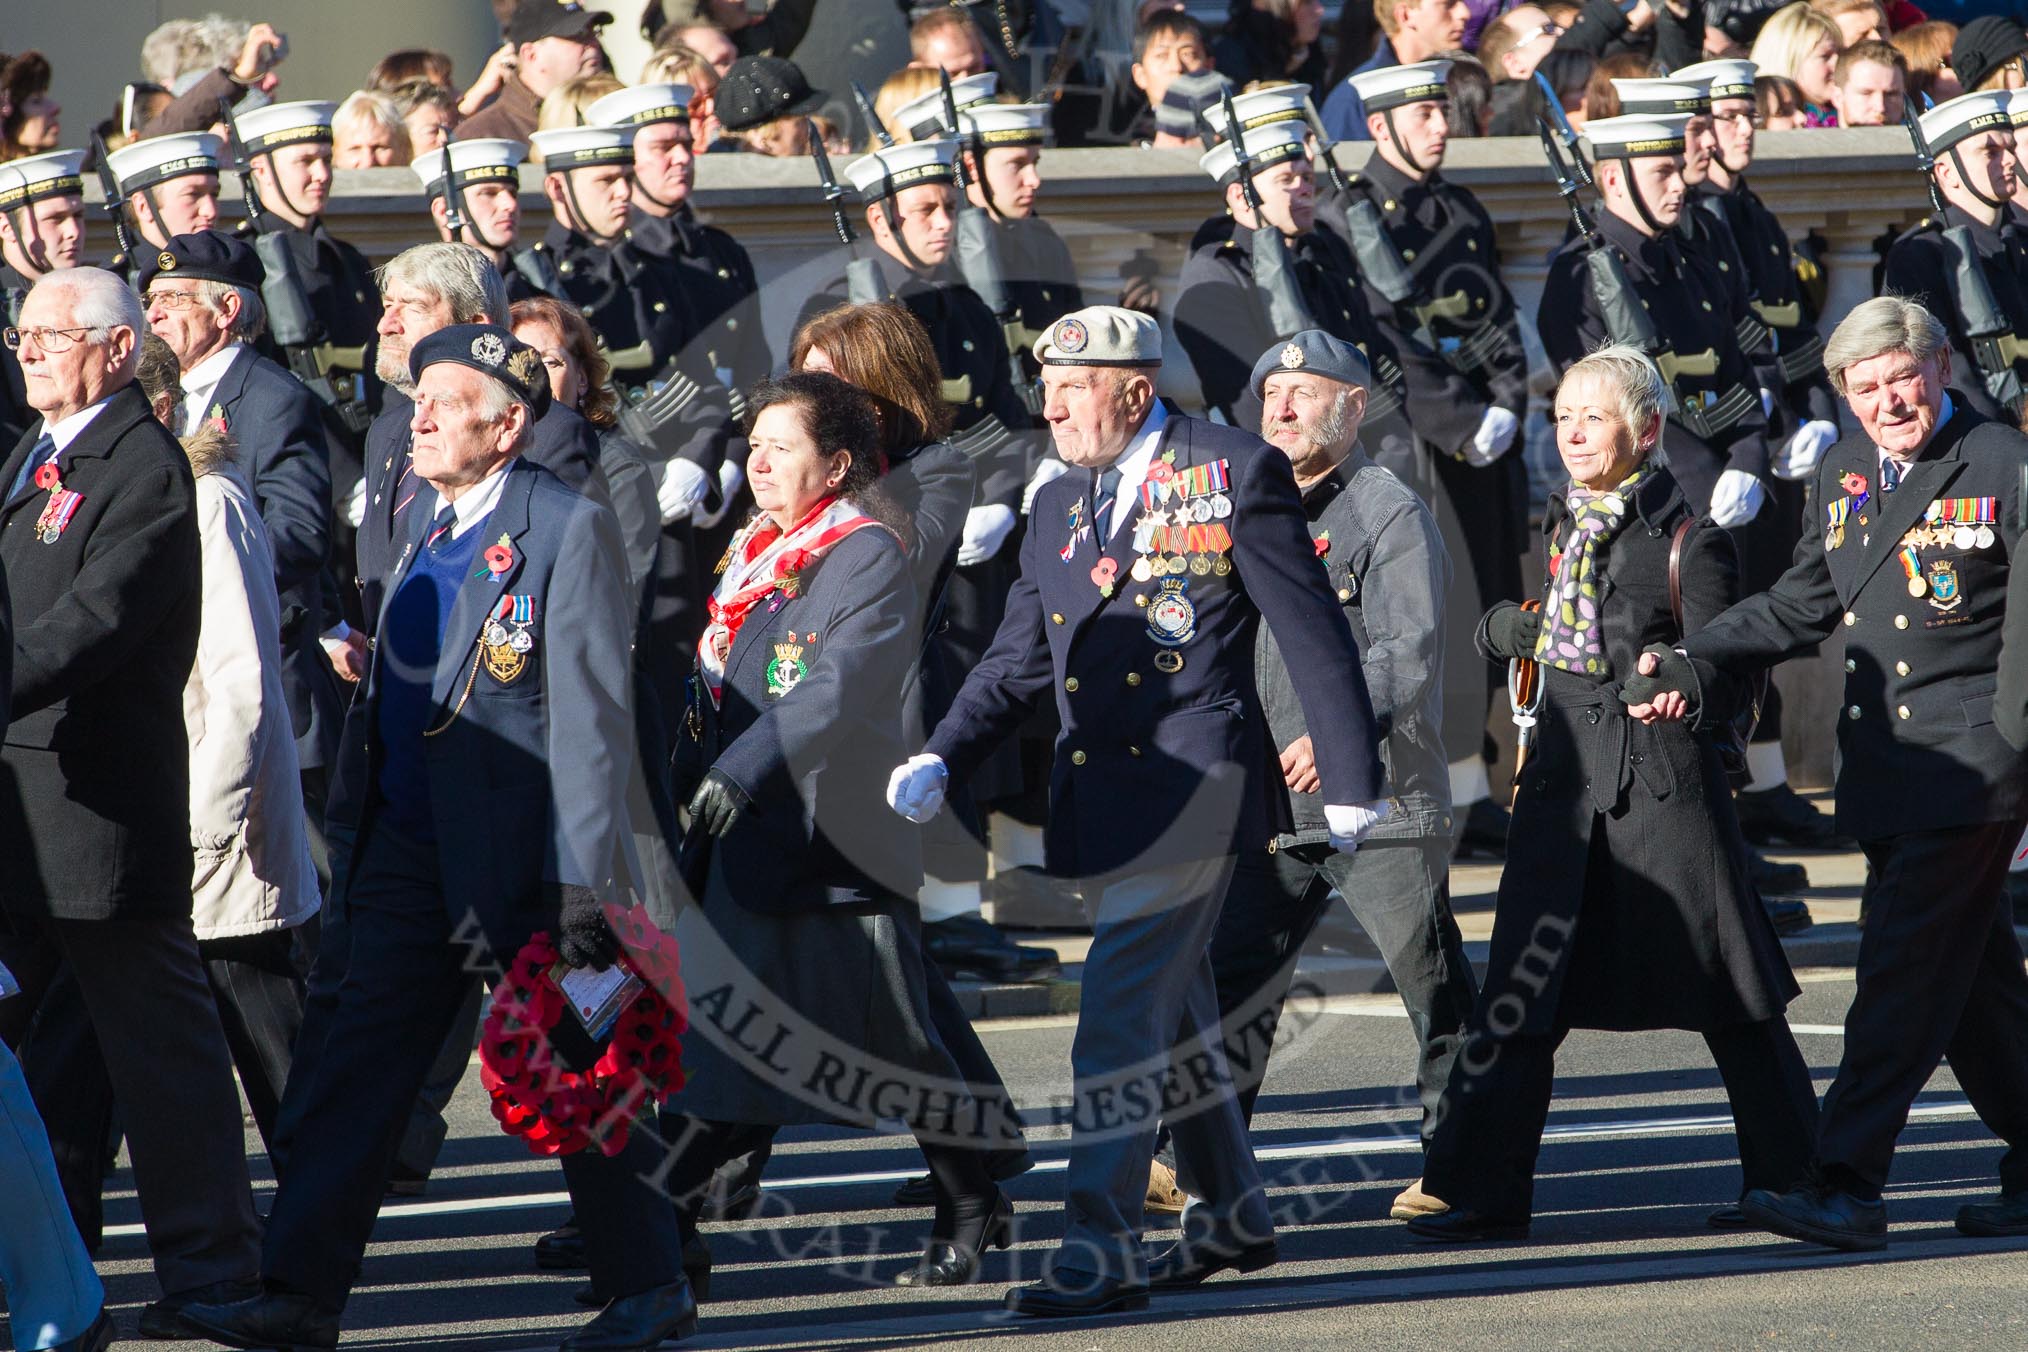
[1094,466,1122,538]
[425,503,457,550]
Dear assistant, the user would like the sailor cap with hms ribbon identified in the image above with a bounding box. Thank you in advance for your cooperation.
[1609,76,1713,117]
[586,83,696,130]
[1582,112,1693,159]
[530,124,635,171]
[105,132,222,193]
[844,139,960,200]
[232,100,336,155]
[1347,61,1454,113]
[412,139,526,195]
[1673,59,1757,103]
[892,71,999,140]
[0,149,86,210]
[1921,89,2015,155]
[1199,121,1310,185]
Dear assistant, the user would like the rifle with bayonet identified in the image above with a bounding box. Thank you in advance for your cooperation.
[1902,99,2024,413]
[809,115,885,305]
[941,69,1042,417]
[218,95,370,433]
[90,131,139,276]
[1221,89,1315,340]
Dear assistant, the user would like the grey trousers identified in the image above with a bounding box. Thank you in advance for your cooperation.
[1055,856,1271,1282]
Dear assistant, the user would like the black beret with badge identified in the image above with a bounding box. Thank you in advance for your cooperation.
[1249,328,1372,400]
[410,323,552,420]
[138,228,267,293]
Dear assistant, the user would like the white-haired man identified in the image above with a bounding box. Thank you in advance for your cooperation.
[0,265,263,1338]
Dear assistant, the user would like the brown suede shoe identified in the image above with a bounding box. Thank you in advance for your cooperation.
[1391,1178,1450,1221]
[1147,1159,1194,1216]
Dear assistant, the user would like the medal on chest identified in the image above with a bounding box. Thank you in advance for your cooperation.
[482,594,536,684]
[31,462,82,545]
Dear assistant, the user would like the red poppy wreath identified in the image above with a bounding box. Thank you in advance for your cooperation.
[477,904,687,1157]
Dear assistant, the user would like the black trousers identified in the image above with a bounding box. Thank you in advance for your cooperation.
[1432,448,1529,760]
[1819,820,2028,1199]
[261,824,683,1310]
[1733,477,1808,746]
[0,911,261,1296]
[1422,1015,1818,1220]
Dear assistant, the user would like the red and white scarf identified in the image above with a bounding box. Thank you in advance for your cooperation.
[697,496,887,702]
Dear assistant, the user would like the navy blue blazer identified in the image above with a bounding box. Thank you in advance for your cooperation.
[678,521,923,912]
[336,459,636,955]
[926,413,1385,878]
[208,345,342,767]
[354,389,604,634]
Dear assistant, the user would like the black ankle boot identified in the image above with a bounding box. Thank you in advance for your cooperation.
[896,1189,1014,1287]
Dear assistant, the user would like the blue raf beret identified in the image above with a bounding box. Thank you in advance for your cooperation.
[1249,329,1371,400]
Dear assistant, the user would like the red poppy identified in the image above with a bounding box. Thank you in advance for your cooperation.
[1840,472,1867,498]
[33,463,60,491]
[484,542,514,575]
[1148,461,1174,484]
[1313,531,1330,558]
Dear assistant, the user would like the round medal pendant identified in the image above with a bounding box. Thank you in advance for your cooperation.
[1213,555,1232,576]
[1211,493,1233,520]
[1908,576,1927,598]
[1130,556,1154,582]
[1977,525,1996,549]
[1189,554,1211,576]
[37,526,59,544]
[484,621,510,648]
[1153,649,1185,674]
[509,628,534,654]
[1954,525,1977,550]
[1190,497,1214,524]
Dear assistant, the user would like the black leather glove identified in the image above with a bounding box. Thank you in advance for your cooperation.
[1619,643,1699,714]
[555,884,621,971]
[687,768,753,839]
[1482,602,1542,661]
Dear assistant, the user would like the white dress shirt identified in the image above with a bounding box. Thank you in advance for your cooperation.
[428,458,515,539]
[1878,392,1953,487]
[42,396,115,454]
[1097,398,1170,537]
[178,342,244,440]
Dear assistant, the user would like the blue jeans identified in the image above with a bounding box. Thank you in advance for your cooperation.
[0,1037,103,1349]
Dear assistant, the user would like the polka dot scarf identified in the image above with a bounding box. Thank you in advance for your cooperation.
[1534,467,1652,678]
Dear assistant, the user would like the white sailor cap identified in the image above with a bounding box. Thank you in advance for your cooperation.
[960,102,1050,148]
[1214,82,1312,140]
[1032,305,1162,368]
[1347,61,1452,114]
[586,83,695,130]
[1673,59,1757,103]
[1609,77,1712,117]
[1199,121,1310,186]
[892,72,1000,141]
[413,138,526,195]
[233,100,336,155]
[1581,112,1692,159]
[844,138,960,199]
[0,150,87,211]
[2010,88,2028,128]
[1919,89,2015,155]
[105,132,222,193]
[531,124,635,171]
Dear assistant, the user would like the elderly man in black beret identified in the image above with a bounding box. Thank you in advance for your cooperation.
[1149,329,1478,1222]
[179,324,694,1352]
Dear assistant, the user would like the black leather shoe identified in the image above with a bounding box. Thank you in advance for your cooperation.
[699,1180,760,1223]
[988,865,1089,930]
[577,1234,714,1306]
[892,1147,1033,1206]
[51,1307,112,1352]
[1748,847,1811,894]
[537,1217,588,1270]
[1707,1204,1751,1229]
[1453,798,1511,860]
[896,1192,1014,1287]
[1762,896,1814,937]
[1005,1271,1149,1318]
[1405,1208,1530,1242]
[141,1278,261,1341]
[925,914,1060,984]
[560,1279,698,1350]
[1956,1189,2028,1237]
[174,1290,340,1350]
[1147,1235,1277,1290]
[1737,785,1850,848]
[385,1162,429,1197]
[1741,1183,1887,1251]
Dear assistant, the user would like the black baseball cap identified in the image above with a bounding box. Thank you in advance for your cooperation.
[138,229,266,293]
[715,55,828,132]
[506,0,613,46]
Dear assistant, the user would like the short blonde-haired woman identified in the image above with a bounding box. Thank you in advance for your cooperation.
[1407,345,1817,1243]
[1751,2,1843,124]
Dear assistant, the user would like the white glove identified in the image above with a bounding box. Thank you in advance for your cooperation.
[657,458,712,526]
[345,474,366,530]
[957,503,1017,566]
[1759,387,1775,418]
[691,458,746,530]
[1707,468,1767,528]
[1774,420,1838,481]
[886,754,949,823]
[1325,800,1394,855]
[1022,457,1073,515]
[1464,406,1520,467]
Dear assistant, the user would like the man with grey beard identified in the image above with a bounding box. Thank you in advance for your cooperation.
[1150,328,1479,1224]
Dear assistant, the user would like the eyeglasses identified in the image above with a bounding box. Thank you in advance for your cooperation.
[144,291,205,310]
[2,326,100,354]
